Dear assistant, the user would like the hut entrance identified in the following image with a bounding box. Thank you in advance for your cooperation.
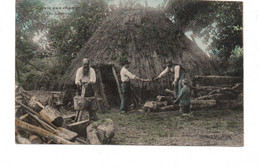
[98,65,121,108]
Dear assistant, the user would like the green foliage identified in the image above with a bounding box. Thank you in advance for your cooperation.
[225,46,243,78]
[16,0,107,90]
[47,0,107,74]
[16,0,47,86]
[165,0,243,70]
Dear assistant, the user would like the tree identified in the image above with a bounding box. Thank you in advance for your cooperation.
[47,0,107,75]
[16,0,47,87]
[165,0,243,74]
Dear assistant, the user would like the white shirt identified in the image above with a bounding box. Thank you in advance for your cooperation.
[120,66,136,82]
[158,65,180,82]
[75,66,96,85]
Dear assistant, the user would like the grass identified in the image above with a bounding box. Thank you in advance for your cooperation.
[97,108,243,146]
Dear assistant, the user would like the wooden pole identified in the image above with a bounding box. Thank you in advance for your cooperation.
[112,66,122,101]
[15,118,74,144]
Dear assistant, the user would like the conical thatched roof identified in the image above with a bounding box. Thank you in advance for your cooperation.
[62,8,218,89]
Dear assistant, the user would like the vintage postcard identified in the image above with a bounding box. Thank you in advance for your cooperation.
[15,0,243,146]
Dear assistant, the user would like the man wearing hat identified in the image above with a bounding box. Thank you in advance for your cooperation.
[75,58,98,121]
[154,61,186,97]
[119,59,149,114]
[174,79,191,114]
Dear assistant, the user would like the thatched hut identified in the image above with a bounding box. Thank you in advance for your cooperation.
[61,8,219,107]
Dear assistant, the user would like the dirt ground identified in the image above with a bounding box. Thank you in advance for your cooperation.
[63,107,243,146]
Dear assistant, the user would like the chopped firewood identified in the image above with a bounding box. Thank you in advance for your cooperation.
[56,127,78,141]
[29,135,43,144]
[158,105,178,111]
[156,95,173,102]
[39,105,64,127]
[19,113,29,120]
[67,120,89,127]
[75,137,88,144]
[62,114,76,120]
[191,99,216,109]
[193,75,241,86]
[16,135,31,144]
[28,96,44,112]
[67,120,90,137]
[16,100,58,133]
[15,118,74,144]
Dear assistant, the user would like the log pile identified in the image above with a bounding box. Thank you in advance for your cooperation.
[15,85,115,144]
[142,75,243,112]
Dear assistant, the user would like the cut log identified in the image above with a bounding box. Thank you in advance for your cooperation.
[19,113,29,120]
[158,105,178,111]
[29,135,43,144]
[28,96,44,112]
[143,101,158,112]
[86,126,101,144]
[86,119,115,144]
[112,66,122,101]
[164,89,175,96]
[16,135,31,144]
[39,105,64,127]
[15,100,58,133]
[67,120,89,127]
[191,99,216,110]
[96,119,115,143]
[156,95,173,102]
[193,75,241,86]
[67,120,90,137]
[56,127,78,141]
[62,114,76,120]
[15,118,74,144]
[75,137,88,144]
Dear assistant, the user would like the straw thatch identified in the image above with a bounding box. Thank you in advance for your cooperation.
[61,8,218,101]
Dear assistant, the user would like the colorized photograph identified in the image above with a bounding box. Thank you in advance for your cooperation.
[15,0,243,146]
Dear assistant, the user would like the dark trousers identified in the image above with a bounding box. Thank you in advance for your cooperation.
[179,104,191,114]
[119,81,131,112]
[175,72,185,96]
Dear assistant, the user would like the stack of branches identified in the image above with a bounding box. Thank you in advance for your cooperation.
[15,85,84,144]
[142,75,243,112]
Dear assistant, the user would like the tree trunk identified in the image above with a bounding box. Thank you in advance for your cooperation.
[15,118,74,144]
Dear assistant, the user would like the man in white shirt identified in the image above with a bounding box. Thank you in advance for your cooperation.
[154,61,186,97]
[74,58,98,121]
[119,60,149,113]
